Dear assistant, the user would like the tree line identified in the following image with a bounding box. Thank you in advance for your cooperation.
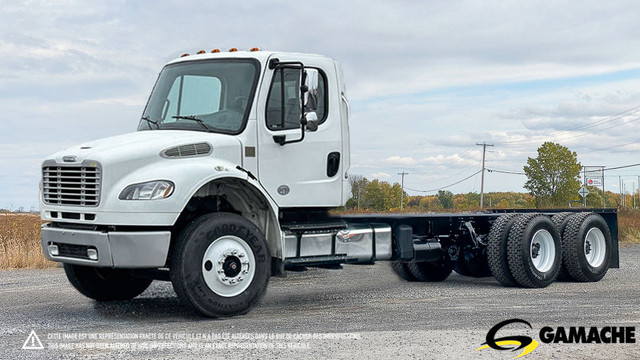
[345,142,635,212]
[345,176,631,212]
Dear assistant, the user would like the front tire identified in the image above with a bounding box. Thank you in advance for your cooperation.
[63,264,152,301]
[170,213,270,317]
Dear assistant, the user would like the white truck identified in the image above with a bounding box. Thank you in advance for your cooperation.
[40,49,619,317]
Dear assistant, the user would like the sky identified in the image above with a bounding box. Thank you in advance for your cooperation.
[3,0,640,210]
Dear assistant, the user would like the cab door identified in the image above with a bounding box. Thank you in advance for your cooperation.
[256,54,343,208]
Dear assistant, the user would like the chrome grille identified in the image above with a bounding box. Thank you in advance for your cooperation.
[42,162,101,207]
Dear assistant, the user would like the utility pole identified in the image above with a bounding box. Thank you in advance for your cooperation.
[476,142,494,208]
[602,168,606,208]
[637,175,640,209]
[583,167,587,207]
[398,172,408,210]
[619,176,623,209]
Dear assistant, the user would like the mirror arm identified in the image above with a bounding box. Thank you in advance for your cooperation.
[273,121,306,146]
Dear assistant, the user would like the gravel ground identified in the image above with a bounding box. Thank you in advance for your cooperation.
[1,244,639,359]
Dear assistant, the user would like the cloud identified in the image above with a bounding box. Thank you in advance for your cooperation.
[420,154,478,167]
[370,172,391,179]
[383,156,416,166]
[4,1,640,207]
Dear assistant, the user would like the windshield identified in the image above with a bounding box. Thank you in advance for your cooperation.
[138,59,260,134]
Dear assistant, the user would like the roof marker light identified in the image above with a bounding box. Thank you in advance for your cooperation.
[211,48,220,53]
[196,50,206,54]
[180,53,189,57]
[228,48,238,52]
[250,47,260,52]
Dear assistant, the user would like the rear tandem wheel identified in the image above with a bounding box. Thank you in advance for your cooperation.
[561,212,612,282]
[506,213,562,288]
[487,213,521,287]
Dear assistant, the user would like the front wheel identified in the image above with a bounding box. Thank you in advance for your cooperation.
[170,213,270,317]
[63,264,152,301]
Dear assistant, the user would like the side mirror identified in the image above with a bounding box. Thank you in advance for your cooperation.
[303,69,319,133]
[303,69,319,112]
[305,111,318,132]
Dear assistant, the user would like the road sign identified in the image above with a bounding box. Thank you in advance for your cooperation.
[578,186,589,198]
[586,178,602,186]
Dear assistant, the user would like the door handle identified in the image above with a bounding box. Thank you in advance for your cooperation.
[327,152,340,177]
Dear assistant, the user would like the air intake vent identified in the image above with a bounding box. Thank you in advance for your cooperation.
[161,143,212,158]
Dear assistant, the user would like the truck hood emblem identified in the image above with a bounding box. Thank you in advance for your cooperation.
[62,155,77,163]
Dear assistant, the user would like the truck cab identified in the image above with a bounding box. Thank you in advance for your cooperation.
[40,49,368,316]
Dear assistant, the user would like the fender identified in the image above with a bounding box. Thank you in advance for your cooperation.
[174,159,284,259]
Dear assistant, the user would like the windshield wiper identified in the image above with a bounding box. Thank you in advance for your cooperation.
[172,115,210,132]
[141,116,160,129]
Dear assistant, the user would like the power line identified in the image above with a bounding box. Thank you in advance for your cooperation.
[501,115,640,148]
[487,168,526,175]
[495,104,640,146]
[580,140,640,154]
[551,105,640,134]
[486,162,640,175]
[405,170,482,193]
[605,163,640,171]
[487,166,524,172]
[401,161,640,197]
[411,164,479,182]
[551,115,640,141]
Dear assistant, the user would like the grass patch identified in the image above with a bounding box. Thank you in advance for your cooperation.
[618,210,640,244]
[0,213,54,269]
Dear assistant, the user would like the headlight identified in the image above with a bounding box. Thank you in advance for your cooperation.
[119,180,175,200]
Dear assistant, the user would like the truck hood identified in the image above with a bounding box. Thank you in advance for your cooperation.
[46,130,242,165]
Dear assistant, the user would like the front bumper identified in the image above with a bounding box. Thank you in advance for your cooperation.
[41,224,171,268]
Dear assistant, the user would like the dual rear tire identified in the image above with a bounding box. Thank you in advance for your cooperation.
[560,213,612,282]
[504,213,562,288]
[487,213,562,288]
[487,212,612,288]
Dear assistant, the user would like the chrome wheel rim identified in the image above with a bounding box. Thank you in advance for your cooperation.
[530,229,555,273]
[584,227,606,268]
[201,235,255,297]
